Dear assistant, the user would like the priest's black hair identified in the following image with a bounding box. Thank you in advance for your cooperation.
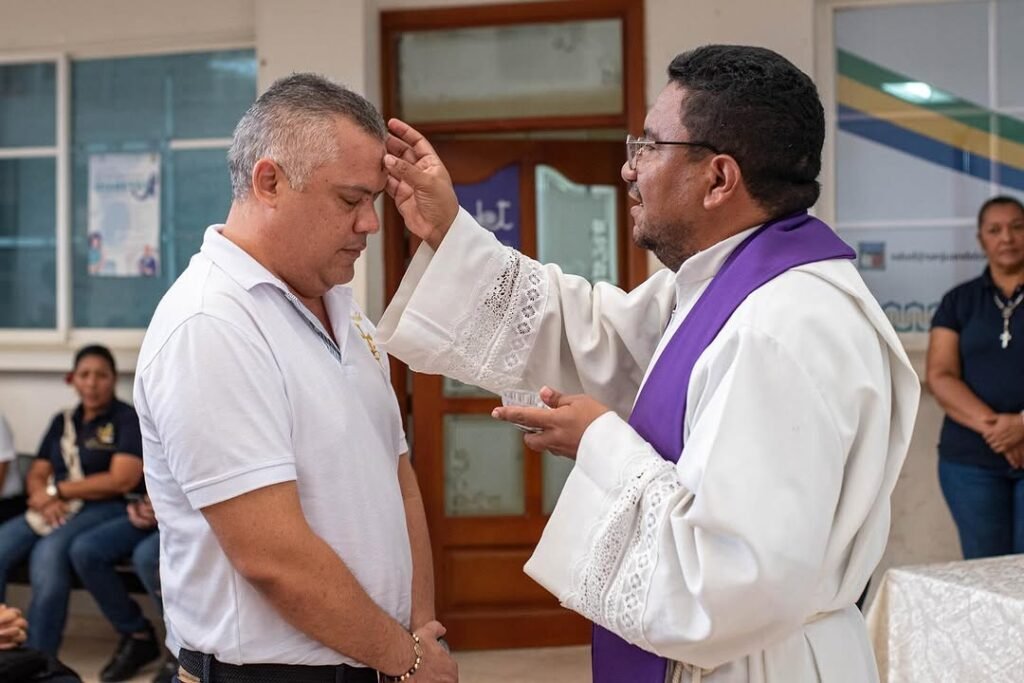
[668,45,824,218]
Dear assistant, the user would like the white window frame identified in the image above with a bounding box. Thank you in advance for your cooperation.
[0,52,67,350]
[0,41,253,371]
[815,0,1008,353]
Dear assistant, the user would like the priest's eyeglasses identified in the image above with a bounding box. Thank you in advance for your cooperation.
[625,134,721,171]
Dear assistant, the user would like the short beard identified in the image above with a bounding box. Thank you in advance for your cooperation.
[635,220,697,272]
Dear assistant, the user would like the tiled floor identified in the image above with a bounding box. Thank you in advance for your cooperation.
[60,636,592,683]
[454,645,590,682]
[60,636,157,683]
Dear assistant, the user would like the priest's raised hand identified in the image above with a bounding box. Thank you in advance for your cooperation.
[384,118,458,251]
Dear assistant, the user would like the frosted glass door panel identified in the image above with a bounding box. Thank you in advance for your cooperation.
[398,19,622,122]
[445,415,524,517]
[443,378,497,398]
[536,165,618,284]
[542,452,574,515]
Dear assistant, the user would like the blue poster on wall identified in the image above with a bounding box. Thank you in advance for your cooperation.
[454,164,520,250]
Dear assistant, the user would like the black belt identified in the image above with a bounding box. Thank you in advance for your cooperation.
[178,648,380,683]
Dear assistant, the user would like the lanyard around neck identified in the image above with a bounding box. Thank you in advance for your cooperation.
[277,290,342,364]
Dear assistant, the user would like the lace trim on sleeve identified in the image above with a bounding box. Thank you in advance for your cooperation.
[563,455,684,646]
[443,247,548,390]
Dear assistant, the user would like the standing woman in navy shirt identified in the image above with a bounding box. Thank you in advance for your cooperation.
[0,345,143,655]
[927,196,1024,559]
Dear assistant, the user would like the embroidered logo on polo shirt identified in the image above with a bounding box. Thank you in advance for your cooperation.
[351,311,384,369]
[85,422,116,450]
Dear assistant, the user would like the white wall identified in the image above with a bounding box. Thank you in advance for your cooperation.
[647,0,815,95]
[255,0,378,309]
[0,0,958,625]
[0,0,256,454]
[643,0,818,271]
[877,358,961,584]
[0,0,253,56]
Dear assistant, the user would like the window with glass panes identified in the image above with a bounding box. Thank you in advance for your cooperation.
[0,62,58,329]
[0,49,256,333]
[834,0,1024,335]
[71,50,256,328]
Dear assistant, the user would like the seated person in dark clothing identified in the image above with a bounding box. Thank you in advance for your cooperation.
[0,603,82,682]
[0,345,143,656]
[69,494,165,682]
[0,415,26,523]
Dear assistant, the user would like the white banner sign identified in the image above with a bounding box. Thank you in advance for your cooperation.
[88,153,161,278]
[839,225,986,333]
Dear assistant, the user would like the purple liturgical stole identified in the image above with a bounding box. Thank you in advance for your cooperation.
[591,211,855,683]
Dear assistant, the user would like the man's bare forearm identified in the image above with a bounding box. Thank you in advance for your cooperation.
[203,482,417,677]
[245,531,416,675]
[399,455,435,629]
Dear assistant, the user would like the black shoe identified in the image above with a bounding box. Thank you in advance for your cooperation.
[151,655,178,683]
[99,627,161,682]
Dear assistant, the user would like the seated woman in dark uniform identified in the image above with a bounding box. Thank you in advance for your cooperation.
[926,195,1024,559]
[0,345,143,656]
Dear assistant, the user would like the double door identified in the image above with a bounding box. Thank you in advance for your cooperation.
[386,138,640,648]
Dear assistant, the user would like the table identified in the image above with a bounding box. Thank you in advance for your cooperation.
[866,554,1024,682]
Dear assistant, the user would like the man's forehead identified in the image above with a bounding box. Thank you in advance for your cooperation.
[332,178,386,195]
[329,118,385,152]
[328,152,386,193]
[645,83,687,136]
[327,133,387,190]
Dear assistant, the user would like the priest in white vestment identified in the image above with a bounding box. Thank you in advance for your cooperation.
[378,45,920,683]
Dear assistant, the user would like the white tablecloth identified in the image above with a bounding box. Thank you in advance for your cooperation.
[866,554,1024,682]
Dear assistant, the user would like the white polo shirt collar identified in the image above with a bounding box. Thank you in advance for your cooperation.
[199,225,354,364]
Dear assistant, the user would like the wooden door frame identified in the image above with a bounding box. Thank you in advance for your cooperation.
[381,0,647,441]
[418,136,630,530]
[379,0,647,648]
[381,0,647,305]
[406,137,630,648]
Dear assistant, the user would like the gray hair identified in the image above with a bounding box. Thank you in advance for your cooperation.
[228,73,387,200]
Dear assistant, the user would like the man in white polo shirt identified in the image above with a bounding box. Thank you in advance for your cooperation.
[133,74,457,683]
